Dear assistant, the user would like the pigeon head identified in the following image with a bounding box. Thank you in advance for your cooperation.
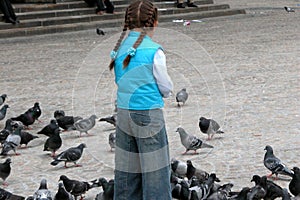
[264,145,273,153]
[59,175,69,181]
[2,104,9,109]
[251,175,261,184]
[186,160,193,166]
[90,115,98,120]
[1,94,7,99]
[58,181,66,189]
[175,127,184,133]
[54,110,65,118]
[4,158,12,164]
[34,102,40,107]
[78,143,87,149]
[99,177,108,185]
[50,119,58,125]
[291,166,300,173]
[181,88,186,92]
[199,116,207,121]
[38,179,48,190]
[209,173,220,182]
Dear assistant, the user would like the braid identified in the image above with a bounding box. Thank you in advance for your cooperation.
[110,0,158,69]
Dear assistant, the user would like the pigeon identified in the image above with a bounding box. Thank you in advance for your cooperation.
[289,167,300,197]
[108,132,116,151]
[0,105,9,121]
[264,145,293,179]
[0,94,7,107]
[73,115,97,137]
[284,6,295,13]
[171,178,191,200]
[228,187,251,200]
[176,88,188,107]
[59,175,91,200]
[43,129,62,157]
[186,160,209,183]
[176,127,213,154]
[96,28,105,35]
[32,179,53,200]
[11,107,37,128]
[31,102,42,122]
[0,119,14,144]
[95,178,114,200]
[20,131,38,147]
[54,181,74,200]
[0,188,25,200]
[207,183,234,200]
[0,158,11,186]
[50,143,87,167]
[171,158,187,177]
[199,117,224,140]
[54,110,83,131]
[251,175,283,200]
[37,119,59,137]
[190,173,220,200]
[99,115,116,127]
[1,123,22,156]
[248,176,267,200]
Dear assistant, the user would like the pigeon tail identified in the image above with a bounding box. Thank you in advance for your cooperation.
[201,143,214,149]
[282,168,294,177]
[216,130,224,134]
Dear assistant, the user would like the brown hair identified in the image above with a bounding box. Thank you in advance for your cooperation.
[109,0,158,70]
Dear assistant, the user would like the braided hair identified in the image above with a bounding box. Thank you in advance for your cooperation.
[109,0,158,70]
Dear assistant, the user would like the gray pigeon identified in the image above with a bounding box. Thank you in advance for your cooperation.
[199,116,224,140]
[207,183,234,200]
[0,119,14,144]
[1,123,22,156]
[74,115,97,137]
[0,158,11,186]
[176,127,213,154]
[50,143,87,168]
[0,94,7,107]
[0,105,9,121]
[59,175,91,200]
[171,158,187,177]
[108,132,116,151]
[176,88,188,107]
[186,160,209,183]
[264,145,293,179]
[32,179,53,200]
[54,181,74,200]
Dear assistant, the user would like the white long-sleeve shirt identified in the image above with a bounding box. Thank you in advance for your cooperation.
[153,49,173,98]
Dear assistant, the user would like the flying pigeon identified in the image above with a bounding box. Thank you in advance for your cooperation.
[0,94,7,107]
[99,114,116,127]
[186,160,209,182]
[54,110,83,131]
[289,167,300,197]
[108,132,116,151]
[176,127,213,154]
[199,117,224,140]
[1,123,22,156]
[284,6,295,12]
[96,28,105,35]
[171,158,187,177]
[32,179,53,200]
[37,119,59,137]
[95,178,114,200]
[0,158,11,186]
[176,88,188,107]
[20,131,38,148]
[0,188,25,200]
[0,119,14,144]
[264,145,293,179]
[59,175,91,200]
[11,107,37,129]
[74,115,97,137]
[54,181,74,200]
[44,129,62,157]
[0,105,9,121]
[251,175,283,199]
[50,143,87,168]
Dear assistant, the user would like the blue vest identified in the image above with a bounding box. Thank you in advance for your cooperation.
[114,31,164,110]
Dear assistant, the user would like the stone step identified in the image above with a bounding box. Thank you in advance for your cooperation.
[0,8,245,38]
[13,0,213,12]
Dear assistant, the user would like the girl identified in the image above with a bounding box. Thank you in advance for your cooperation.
[108,0,173,199]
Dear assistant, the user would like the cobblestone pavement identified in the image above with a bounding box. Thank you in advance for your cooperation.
[0,0,299,198]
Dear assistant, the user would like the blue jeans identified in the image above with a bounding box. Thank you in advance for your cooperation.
[114,109,172,200]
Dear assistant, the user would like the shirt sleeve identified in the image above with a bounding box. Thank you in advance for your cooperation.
[153,49,173,98]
